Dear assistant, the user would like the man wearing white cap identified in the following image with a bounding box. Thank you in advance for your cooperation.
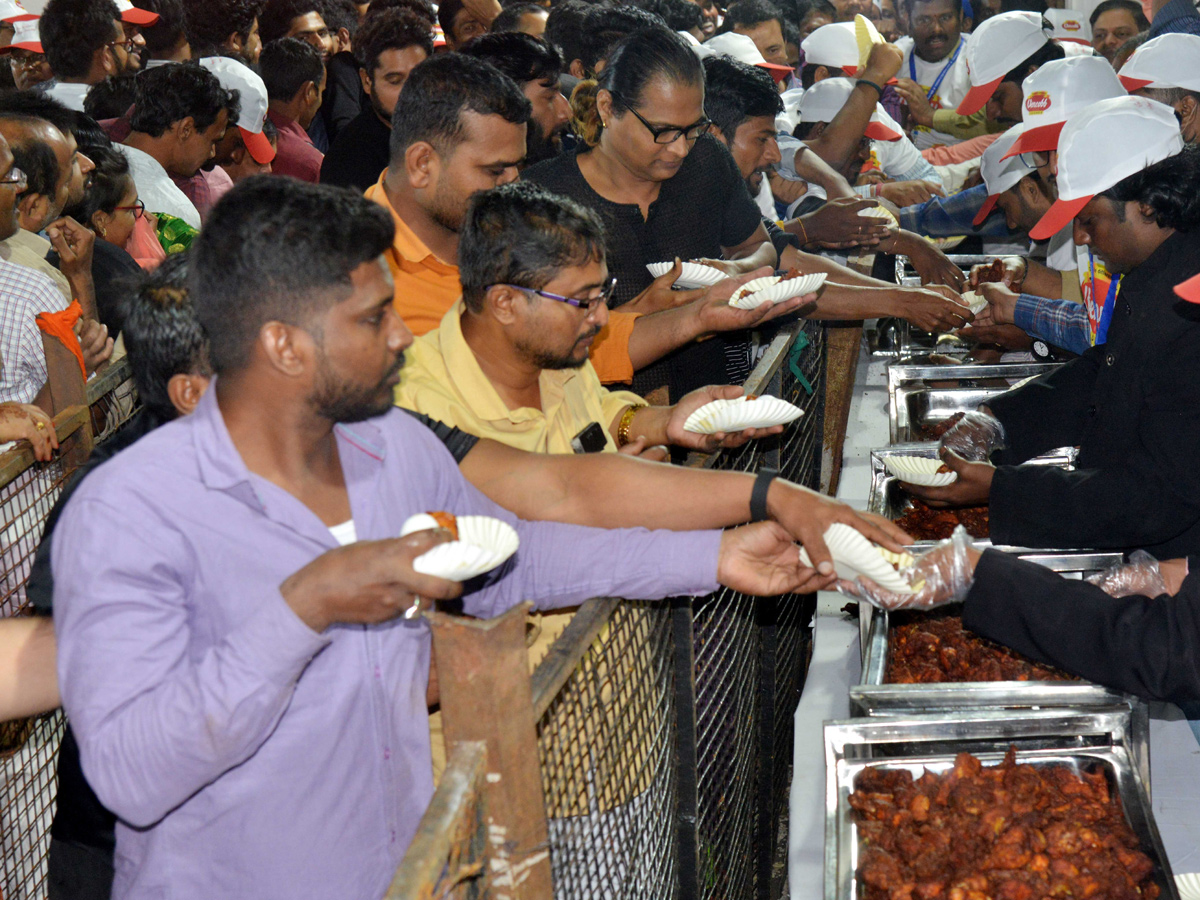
[0,0,35,53]
[39,0,156,111]
[704,31,794,83]
[907,96,1200,557]
[955,11,1063,126]
[891,0,974,149]
[1,18,53,92]
[1118,33,1200,143]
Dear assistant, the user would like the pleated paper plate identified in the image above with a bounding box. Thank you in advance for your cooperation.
[854,14,885,71]
[1176,874,1200,900]
[400,513,519,582]
[799,523,913,593]
[883,455,957,487]
[729,273,827,310]
[645,261,727,288]
[959,290,988,316]
[682,395,804,434]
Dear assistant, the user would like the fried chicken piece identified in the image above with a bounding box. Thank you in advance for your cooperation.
[427,511,459,540]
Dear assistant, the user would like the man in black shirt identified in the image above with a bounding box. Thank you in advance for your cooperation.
[320,9,431,190]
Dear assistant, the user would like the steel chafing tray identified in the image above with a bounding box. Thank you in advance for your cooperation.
[887,360,1062,443]
[823,709,1176,900]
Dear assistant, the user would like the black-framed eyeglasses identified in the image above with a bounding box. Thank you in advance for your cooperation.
[610,92,712,144]
[493,277,618,313]
[0,165,26,190]
[114,199,145,219]
[107,37,138,54]
[1019,149,1051,168]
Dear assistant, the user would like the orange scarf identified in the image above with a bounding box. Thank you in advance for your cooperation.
[36,299,85,378]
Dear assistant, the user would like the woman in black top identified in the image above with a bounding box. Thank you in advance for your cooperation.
[525,28,778,398]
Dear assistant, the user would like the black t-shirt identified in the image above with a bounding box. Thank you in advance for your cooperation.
[524,135,765,398]
[320,51,365,146]
[320,107,392,193]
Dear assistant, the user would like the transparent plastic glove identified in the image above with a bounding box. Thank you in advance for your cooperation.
[1085,550,1168,599]
[938,410,1007,463]
[840,525,977,610]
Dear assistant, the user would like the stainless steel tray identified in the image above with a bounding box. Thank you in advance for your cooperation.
[824,709,1176,900]
[891,385,1006,443]
[851,604,1150,788]
[887,360,1062,443]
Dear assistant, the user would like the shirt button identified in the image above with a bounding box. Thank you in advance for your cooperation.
[1105,353,1115,367]
[1087,405,1097,416]
[1124,302,1132,315]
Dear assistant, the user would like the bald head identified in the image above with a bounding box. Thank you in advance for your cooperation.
[0,115,72,232]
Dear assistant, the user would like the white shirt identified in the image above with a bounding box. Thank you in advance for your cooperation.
[118,144,202,230]
[44,81,90,112]
[1045,226,1078,271]
[0,255,69,404]
[896,35,972,150]
[329,520,358,546]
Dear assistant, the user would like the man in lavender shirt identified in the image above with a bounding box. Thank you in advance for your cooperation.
[51,177,854,900]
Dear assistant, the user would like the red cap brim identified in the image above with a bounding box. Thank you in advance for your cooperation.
[956,77,1003,116]
[864,120,901,141]
[1174,272,1200,303]
[120,7,159,25]
[1119,75,1153,92]
[1029,194,1091,241]
[239,126,276,165]
[972,193,1000,227]
[1000,121,1065,160]
[1,13,37,22]
[756,61,793,82]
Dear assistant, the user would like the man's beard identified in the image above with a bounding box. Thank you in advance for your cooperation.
[525,120,563,166]
[516,326,599,371]
[310,349,404,423]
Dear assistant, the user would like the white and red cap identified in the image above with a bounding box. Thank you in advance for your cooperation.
[777,86,805,133]
[0,1,36,23]
[704,32,792,81]
[972,126,1038,226]
[1001,56,1125,160]
[956,12,1050,115]
[1118,33,1200,94]
[112,0,160,27]
[1029,95,1183,240]
[1043,9,1092,44]
[198,56,276,165]
[1,17,41,52]
[797,76,902,140]
[1174,272,1200,303]
[800,23,860,74]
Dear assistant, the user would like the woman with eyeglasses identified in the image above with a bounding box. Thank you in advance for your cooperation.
[78,146,146,333]
[525,27,780,399]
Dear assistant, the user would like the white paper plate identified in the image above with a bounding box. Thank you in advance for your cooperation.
[799,522,913,593]
[1176,875,1200,900]
[645,261,727,288]
[858,206,896,221]
[399,513,519,582]
[959,290,988,316]
[729,273,828,310]
[682,395,803,434]
[883,455,957,487]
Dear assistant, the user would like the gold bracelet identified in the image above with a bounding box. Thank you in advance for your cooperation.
[616,404,645,447]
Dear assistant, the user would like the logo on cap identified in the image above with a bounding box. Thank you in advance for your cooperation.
[1025,91,1051,115]
[1062,19,1081,30]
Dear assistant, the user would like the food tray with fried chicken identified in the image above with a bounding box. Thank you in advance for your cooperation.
[823,710,1176,900]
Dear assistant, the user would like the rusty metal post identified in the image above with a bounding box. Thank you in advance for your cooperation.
[427,602,553,900]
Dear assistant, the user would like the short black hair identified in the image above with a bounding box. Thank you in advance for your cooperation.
[580,5,667,72]
[191,176,395,373]
[999,38,1063,85]
[79,143,132,223]
[134,0,189,55]
[635,0,703,32]
[436,0,465,41]
[320,0,361,37]
[804,0,836,18]
[183,0,267,59]
[129,62,241,137]
[0,90,82,140]
[259,0,323,43]
[124,252,212,420]
[702,54,783,138]
[997,0,1044,12]
[490,3,546,33]
[355,9,433,75]
[367,0,436,24]
[389,53,531,161]
[259,36,326,102]
[1089,0,1149,29]
[40,0,121,80]
[1138,85,1200,107]
[904,0,962,18]
[722,0,783,30]
[460,32,563,86]
[83,74,139,121]
[0,115,61,199]
[543,0,589,66]
[1101,145,1200,231]
[459,181,606,314]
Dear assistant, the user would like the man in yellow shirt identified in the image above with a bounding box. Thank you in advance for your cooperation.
[397,181,783,458]
[368,53,808,387]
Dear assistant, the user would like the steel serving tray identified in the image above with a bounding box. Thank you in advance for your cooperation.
[824,709,1176,900]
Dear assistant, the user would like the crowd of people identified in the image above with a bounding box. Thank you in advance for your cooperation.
[0,0,1189,894]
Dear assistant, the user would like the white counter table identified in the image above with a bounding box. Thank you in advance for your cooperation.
[787,334,1200,897]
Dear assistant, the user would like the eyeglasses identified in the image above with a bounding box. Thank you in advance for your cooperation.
[107,37,138,54]
[493,278,618,314]
[9,52,45,69]
[0,165,26,190]
[1019,149,1052,169]
[114,199,146,219]
[610,93,712,144]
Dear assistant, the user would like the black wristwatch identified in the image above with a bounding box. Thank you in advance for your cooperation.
[1030,339,1053,361]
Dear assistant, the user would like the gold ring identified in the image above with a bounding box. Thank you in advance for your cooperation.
[34,421,45,431]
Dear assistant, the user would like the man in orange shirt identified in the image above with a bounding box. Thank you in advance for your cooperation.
[367,53,807,386]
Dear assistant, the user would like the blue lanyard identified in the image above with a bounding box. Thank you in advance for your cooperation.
[909,35,964,101]
[1089,250,1121,346]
